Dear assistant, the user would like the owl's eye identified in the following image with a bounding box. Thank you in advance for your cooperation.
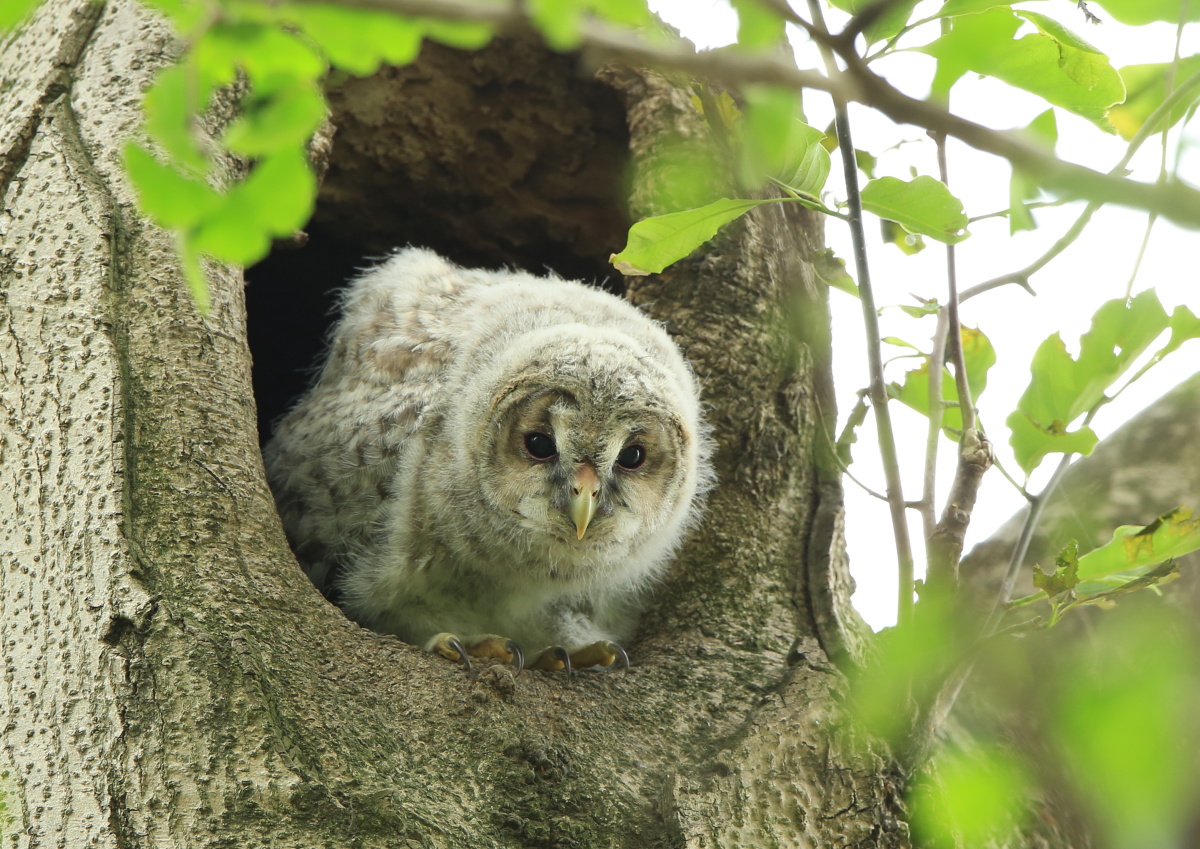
[616,444,646,471]
[523,431,558,461]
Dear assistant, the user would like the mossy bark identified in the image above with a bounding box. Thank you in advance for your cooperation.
[0,2,900,846]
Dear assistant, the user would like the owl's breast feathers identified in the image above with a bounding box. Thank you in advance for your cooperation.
[265,248,712,650]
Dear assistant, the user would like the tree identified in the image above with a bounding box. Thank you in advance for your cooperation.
[0,1,902,845]
[4,0,1199,846]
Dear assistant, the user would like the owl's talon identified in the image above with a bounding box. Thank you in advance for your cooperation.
[427,633,528,673]
[531,645,572,674]
[613,643,630,671]
[568,640,628,670]
[506,639,525,673]
[447,636,472,672]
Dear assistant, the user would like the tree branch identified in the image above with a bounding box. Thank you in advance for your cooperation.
[313,0,1200,226]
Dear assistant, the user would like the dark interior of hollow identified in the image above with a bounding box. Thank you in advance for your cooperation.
[245,37,632,446]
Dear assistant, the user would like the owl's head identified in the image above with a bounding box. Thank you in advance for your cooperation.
[443,317,712,591]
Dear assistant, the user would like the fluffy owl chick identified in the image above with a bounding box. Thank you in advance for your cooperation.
[265,248,712,671]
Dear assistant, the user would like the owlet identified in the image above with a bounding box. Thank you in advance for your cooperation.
[264,248,712,671]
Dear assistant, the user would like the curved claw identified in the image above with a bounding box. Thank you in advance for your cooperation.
[553,646,572,677]
[446,636,472,673]
[612,642,630,672]
[567,640,628,670]
[506,639,524,673]
[531,645,572,674]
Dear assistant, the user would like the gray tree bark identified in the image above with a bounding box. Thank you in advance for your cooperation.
[0,1,902,846]
[963,371,1200,601]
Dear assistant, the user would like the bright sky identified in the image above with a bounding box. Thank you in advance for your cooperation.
[649,0,1200,629]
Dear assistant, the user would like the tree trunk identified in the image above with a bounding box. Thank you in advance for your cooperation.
[0,2,900,846]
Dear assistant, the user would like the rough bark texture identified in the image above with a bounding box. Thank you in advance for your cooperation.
[1,3,899,846]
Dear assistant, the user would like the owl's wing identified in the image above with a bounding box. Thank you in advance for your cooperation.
[264,251,473,593]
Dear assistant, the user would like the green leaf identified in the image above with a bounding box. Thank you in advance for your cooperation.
[881,219,926,255]
[910,748,1030,848]
[1009,109,1056,234]
[222,83,326,157]
[854,148,878,179]
[860,176,969,244]
[1006,411,1098,475]
[123,144,221,229]
[1090,0,1200,25]
[423,18,494,50]
[775,120,832,198]
[528,0,584,50]
[588,0,654,27]
[142,65,213,174]
[1053,611,1200,849]
[1157,305,1200,358]
[1007,291,1169,474]
[813,249,858,297]
[935,0,1045,17]
[212,22,326,92]
[866,0,921,44]
[835,394,869,467]
[732,0,785,50]
[190,148,316,265]
[0,0,41,30]
[140,0,207,31]
[277,4,424,74]
[891,326,996,433]
[610,198,775,276]
[920,8,1125,129]
[1076,508,1200,584]
[1033,540,1080,597]
[741,85,804,184]
[893,299,940,318]
[825,0,920,44]
[1018,291,1169,427]
[1110,56,1200,141]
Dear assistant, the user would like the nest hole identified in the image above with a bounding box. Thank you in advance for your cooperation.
[246,35,633,445]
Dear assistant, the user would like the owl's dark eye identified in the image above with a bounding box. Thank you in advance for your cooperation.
[523,431,558,461]
[616,444,646,471]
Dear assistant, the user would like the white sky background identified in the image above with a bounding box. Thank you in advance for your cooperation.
[647,0,1200,630]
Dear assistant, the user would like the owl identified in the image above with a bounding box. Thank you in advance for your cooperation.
[264,248,712,671]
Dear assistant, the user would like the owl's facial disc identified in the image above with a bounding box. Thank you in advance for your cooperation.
[483,378,685,566]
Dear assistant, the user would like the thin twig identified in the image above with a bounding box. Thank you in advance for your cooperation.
[964,65,1200,299]
[924,128,990,595]
[968,198,1069,223]
[807,0,915,626]
[920,308,949,541]
[1124,214,1157,298]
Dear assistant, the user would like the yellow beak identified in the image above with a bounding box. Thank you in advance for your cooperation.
[569,463,600,540]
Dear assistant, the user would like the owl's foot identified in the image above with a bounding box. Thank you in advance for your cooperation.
[425,632,524,673]
[529,641,629,673]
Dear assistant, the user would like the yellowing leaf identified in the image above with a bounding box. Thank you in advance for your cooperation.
[1077,508,1200,584]
[1110,57,1200,141]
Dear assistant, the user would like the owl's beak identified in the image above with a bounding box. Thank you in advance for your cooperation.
[569,463,600,540]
